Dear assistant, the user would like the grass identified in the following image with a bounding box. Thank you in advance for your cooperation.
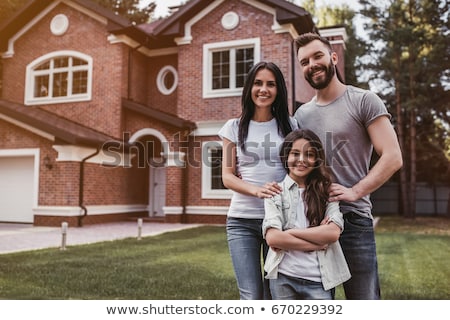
[0,216,449,299]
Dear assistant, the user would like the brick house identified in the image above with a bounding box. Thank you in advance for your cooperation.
[0,0,346,226]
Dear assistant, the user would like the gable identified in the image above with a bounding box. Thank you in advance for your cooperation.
[0,0,131,56]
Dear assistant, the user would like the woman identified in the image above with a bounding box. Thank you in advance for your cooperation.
[218,61,297,299]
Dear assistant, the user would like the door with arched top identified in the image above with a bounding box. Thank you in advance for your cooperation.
[149,164,166,217]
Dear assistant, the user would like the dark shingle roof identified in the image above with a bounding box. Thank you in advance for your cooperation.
[0,99,123,148]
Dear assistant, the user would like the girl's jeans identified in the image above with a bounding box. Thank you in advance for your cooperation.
[226,217,271,300]
[270,273,334,300]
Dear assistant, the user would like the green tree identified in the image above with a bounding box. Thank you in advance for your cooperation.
[0,0,29,22]
[359,0,450,216]
[92,0,156,24]
[299,0,368,88]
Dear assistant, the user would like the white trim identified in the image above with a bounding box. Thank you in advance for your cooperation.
[128,128,185,167]
[0,113,55,141]
[221,11,239,30]
[107,35,179,57]
[50,14,69,36]
[156,65,178,95]
[319,27,348,49]
[242,0,298,38]
[0,148,40,210]
[52,145,134,167]
[174,0,225,45]
[191,120,226,137]
[34,204,147,217]
[165,151,186,167]
[201,141,232,199]
[163,206,184,215]
[129,128,168,155]
[185,206,228,216]
[2,0,107,58]
[202,38,260,99]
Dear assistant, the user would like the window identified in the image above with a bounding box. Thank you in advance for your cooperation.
[201,141,232,199]
[156,65,178,95]
[25,51,92,105]
[203,38,260,98]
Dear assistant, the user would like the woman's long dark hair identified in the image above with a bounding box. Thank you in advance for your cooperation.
[238,61,293,151]
[279,129,333,227]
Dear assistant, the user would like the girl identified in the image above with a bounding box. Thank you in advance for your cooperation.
[219,61,298,299]
[263,129,350,299]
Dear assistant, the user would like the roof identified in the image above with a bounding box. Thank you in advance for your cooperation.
[0,99,123,148]
[122,99,196,131]
[118,0,316,50]
[0,0,132,52]
[0,0,316,52]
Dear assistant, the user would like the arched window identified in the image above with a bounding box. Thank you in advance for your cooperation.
[25,51,92,105]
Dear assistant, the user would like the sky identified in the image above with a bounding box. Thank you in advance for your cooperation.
[142,0,362,19]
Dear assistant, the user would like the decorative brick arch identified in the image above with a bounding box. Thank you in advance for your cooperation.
[128,128,185,167]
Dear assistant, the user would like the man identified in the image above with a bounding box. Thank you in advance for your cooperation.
[293,32,403,299]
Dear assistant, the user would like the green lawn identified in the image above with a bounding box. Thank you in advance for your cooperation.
[0,216,449,299]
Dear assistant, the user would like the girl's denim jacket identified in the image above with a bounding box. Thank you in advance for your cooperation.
[263,175,351,290]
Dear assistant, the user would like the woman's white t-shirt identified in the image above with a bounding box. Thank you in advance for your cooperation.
[218,117,298,219]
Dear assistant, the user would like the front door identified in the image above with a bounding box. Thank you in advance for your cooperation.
[149,165,166,216]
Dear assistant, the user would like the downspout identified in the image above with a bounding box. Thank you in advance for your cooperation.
[128,44,143,100]
[78,148,100,227]
[291,39,296,114]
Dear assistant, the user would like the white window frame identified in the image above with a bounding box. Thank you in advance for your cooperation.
[156,65,178,95]
[201,141,232,199]
[202,38,260,98]
[25,50,93,105]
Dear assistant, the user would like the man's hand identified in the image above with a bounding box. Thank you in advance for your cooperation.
[328,183,359,202]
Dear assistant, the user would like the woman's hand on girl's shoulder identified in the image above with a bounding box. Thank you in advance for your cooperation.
[255,181,282,199]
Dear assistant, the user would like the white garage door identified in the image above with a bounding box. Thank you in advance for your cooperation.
[0,156,35,223]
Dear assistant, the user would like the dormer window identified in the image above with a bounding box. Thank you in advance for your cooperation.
[25,51,92,105]
[203,38,260,98]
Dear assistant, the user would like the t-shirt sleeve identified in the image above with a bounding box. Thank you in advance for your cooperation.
[360,90,391,127]
[289,116,299,130]
[218,119,238,143]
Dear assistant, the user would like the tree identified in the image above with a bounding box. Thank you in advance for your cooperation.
[299,0,368,88]
[359,0,450,217]
[92,0,156,24]
[0,0,29,23]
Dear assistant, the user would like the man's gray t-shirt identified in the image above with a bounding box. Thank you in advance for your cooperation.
[294,85,391,218]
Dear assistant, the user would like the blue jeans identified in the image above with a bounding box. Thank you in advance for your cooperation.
[270,273,334,300]
[226,217,271,300]
[339,212,381,299]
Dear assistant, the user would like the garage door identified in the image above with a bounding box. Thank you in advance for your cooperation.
[0,156,35,223]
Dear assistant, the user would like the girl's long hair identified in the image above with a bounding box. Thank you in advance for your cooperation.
[279,129,333,226]
[238,61,293,151]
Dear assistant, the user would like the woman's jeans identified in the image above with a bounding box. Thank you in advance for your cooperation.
[339,212,381,300]
[227,217,271,300]
[270,273,334,300]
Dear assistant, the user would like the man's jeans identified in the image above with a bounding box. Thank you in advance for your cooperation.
[227,217,271,300]
[339,212,381,299]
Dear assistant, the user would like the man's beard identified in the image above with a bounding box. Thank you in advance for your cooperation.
[305,59,335,90]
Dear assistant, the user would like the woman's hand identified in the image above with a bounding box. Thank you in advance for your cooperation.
[255,181,282,198]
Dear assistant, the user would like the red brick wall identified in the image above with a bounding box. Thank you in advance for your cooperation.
[146,54,178,115]
[1,3,125,138]
[177,0,296,122]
